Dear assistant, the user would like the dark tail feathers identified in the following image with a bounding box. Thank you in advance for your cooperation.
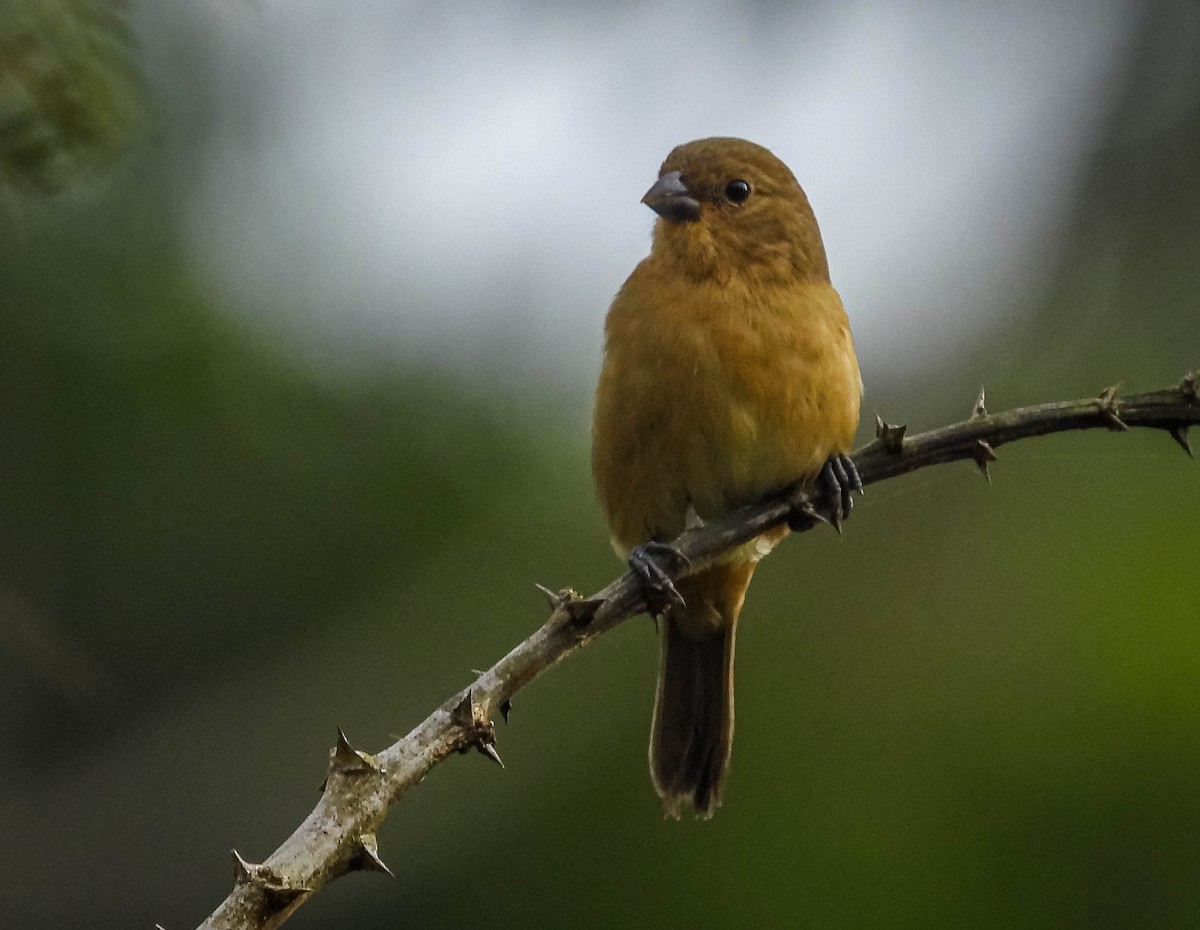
[649,614,737,819]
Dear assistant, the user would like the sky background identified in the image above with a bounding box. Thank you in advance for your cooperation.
[141,0,1132,386]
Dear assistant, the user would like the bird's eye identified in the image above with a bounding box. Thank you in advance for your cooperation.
[724,179,751,204]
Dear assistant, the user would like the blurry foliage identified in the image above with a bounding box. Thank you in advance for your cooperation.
[983,0,1200,404]
[0,179,541,737]
[0,0,144,195]
[0,3,1198,929]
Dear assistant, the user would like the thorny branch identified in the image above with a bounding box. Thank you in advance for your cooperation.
[195,377,1198,930]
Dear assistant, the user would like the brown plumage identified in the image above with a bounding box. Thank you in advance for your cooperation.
[592,137,862,817]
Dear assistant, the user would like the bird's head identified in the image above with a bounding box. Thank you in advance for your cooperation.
[642,137,829,285]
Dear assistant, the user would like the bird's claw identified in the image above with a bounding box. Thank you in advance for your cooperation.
[817,453,862,534]
[628,541,688,617]
[786,494,827,532]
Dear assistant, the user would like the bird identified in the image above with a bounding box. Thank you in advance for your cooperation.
[591,137,863,818]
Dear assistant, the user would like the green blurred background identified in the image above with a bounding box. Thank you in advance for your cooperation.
[1,1,1197,928]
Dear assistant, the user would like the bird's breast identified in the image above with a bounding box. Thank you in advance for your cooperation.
[593,265,860,553]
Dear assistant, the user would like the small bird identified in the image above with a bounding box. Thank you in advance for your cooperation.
[592,137,862,818]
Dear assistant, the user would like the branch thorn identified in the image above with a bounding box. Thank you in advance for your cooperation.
[499,698,512,723]
[972,440,998,482]
[536,583,603,624]
[533,582,563,609]
[231,849,256,885]
[351,833,394,877]
[1096,384,1129,431]
[873,413,907,452]
[565,598,604,624]
[477,740,505,767]
[785,490,830,532]
[451,689,504,767]
[329,728,381,776]
[231,850,310,903]
[450,689,474,727]
[1181,370,1198,400]
[971,386,987,419]
[1169,424,1193,458]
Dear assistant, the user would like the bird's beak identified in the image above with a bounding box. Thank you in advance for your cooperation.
[641,171,701,222]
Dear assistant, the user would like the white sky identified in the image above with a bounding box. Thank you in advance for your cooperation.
[139,0,1134,390]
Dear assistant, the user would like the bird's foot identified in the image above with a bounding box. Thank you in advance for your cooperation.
[819,452,862,534]
[628,541,689,617]
[788,453,862,534]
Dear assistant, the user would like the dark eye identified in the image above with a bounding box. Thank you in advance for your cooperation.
[724,179,751,203]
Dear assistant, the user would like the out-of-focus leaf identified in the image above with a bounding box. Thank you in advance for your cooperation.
[0,0,145,194]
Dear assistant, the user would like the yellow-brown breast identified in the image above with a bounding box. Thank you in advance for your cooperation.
[593,264,860,555]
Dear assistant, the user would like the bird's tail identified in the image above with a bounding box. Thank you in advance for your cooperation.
[650,561,755,819]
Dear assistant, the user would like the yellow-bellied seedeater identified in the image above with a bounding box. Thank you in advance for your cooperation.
[592,137,862,817]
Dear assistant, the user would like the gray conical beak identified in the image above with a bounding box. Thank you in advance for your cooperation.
[641,171,701,222]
